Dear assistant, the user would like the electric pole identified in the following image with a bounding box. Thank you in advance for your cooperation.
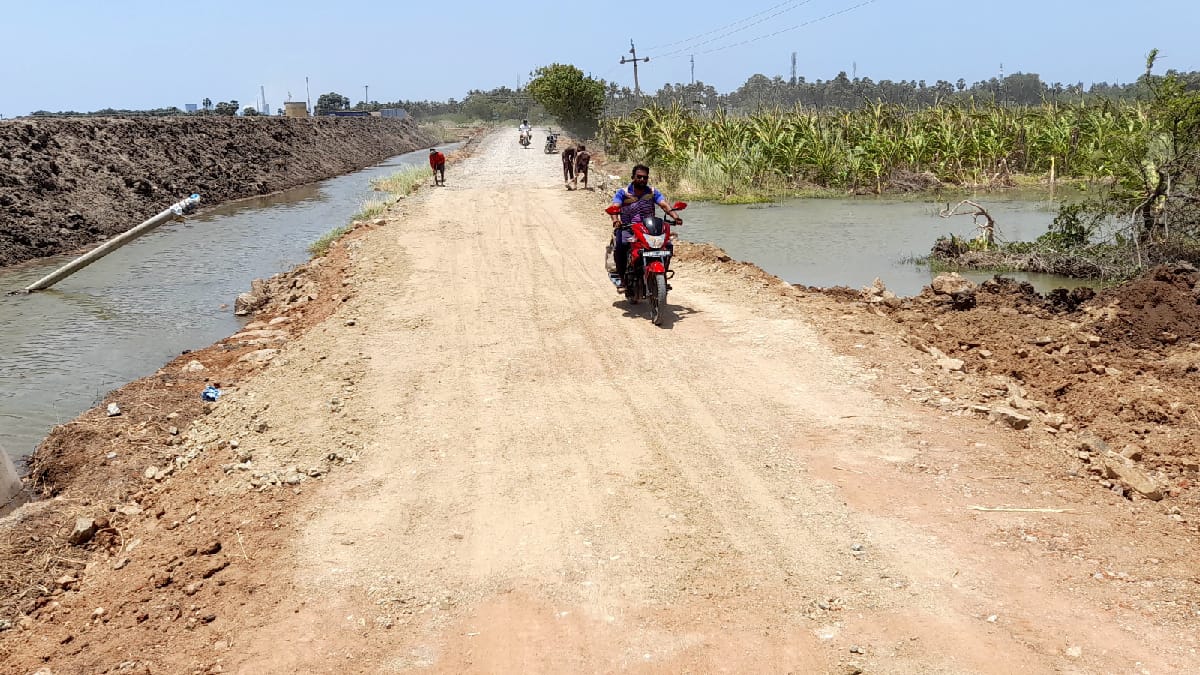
[791,52,797,85]
[690,55,695,85]
[620,39,650,98]
[364,85,369,109]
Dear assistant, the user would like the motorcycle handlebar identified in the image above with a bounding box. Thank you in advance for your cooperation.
[612,216,681,228]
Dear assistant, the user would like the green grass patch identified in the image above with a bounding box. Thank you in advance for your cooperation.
[352,197,392,222]
[370,166,432,197]
[308,225,350,258]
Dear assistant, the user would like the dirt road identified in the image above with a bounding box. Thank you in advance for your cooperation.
[204,132,1194,672]
[9,131,1198,673]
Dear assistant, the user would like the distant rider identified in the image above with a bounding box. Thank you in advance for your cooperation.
[428,148,446,186]
[518,120,532,145]
[608,164,682,290]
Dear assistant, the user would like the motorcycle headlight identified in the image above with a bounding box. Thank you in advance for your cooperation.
[644,234,666,249]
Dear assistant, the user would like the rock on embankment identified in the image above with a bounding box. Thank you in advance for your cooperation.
[0,116,435,268]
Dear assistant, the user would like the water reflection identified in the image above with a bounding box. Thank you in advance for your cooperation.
[0,143,459,461]
[682,195,1093,297]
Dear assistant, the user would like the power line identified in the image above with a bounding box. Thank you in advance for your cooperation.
[648,0,817,60]
[642,0,810,52]
[656,0,880,62]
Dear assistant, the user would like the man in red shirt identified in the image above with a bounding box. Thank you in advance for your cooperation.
[429,148,446,186]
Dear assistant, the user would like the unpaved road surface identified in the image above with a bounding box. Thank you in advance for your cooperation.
[8,131,1198,673]
[225,132,1195,672]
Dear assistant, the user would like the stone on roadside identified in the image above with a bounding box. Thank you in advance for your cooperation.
[1120,444,1144,461]
[106,403,121,417]
[68,517,98,546]
[237,349,278,365]
[182,360,206,373]
[860,278,895,304]
[1043,413,1067,429]
[234,279,269,316]
[930,273,976,296]
[1078,433,1111,454]
[989,406,1032,430]
[1102,456,1163,500]
[937,357,965,372]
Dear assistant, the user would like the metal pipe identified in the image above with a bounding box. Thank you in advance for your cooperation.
[0,442,22,514]
[24,194,201,292]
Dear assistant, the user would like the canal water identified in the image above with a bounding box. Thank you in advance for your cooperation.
[0,144,458,462]
[682,194,1093,296]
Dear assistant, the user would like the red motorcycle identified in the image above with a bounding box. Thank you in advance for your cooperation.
[604,201,688,325]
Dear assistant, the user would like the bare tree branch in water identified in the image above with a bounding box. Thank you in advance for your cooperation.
[940,200,997,248]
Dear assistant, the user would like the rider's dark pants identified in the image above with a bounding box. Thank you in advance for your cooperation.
[614,238,630,280]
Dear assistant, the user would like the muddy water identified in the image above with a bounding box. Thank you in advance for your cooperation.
[683,195,1094,296]
[0,144,459,462]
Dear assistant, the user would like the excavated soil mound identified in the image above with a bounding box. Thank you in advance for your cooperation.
[867,265,1200,493]
[1090,264,1200,348]
[0,116,434,268]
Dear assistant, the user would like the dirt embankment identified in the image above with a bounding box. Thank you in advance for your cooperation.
[0,116,435,268]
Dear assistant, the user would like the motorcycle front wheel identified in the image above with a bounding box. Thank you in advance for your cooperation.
[649,273,667,325]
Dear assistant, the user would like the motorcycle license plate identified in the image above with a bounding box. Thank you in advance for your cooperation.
[642,251,670,257]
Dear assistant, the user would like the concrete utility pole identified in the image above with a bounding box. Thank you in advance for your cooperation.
[620,39,650,98]
[691,55,695,85]
[364,85,369,108]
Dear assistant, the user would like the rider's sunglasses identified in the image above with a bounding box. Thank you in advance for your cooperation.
[633,174,649,180]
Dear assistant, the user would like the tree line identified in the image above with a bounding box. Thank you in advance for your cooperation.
[28,67,1196,122]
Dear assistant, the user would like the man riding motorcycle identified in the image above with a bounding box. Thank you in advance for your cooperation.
[608,164,682,291]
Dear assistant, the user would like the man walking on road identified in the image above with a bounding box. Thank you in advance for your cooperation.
[429,148,446,186]
[572,144,591,191]
[561,145,576,188]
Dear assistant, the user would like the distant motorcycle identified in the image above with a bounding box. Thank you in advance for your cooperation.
[604,201,689,325]
[519,131,531,148]
[545,133,558,154]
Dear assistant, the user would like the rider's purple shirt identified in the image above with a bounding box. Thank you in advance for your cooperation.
[612,184,664,225]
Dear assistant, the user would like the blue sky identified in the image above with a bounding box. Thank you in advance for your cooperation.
[2,0,1198,117]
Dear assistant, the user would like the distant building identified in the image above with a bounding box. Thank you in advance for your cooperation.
[184,103,198,113]
[283,101,309,118]
[379,108,408,119]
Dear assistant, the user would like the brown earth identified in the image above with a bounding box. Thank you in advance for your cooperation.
[0,116,435,268]
[1,131,1199,673]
